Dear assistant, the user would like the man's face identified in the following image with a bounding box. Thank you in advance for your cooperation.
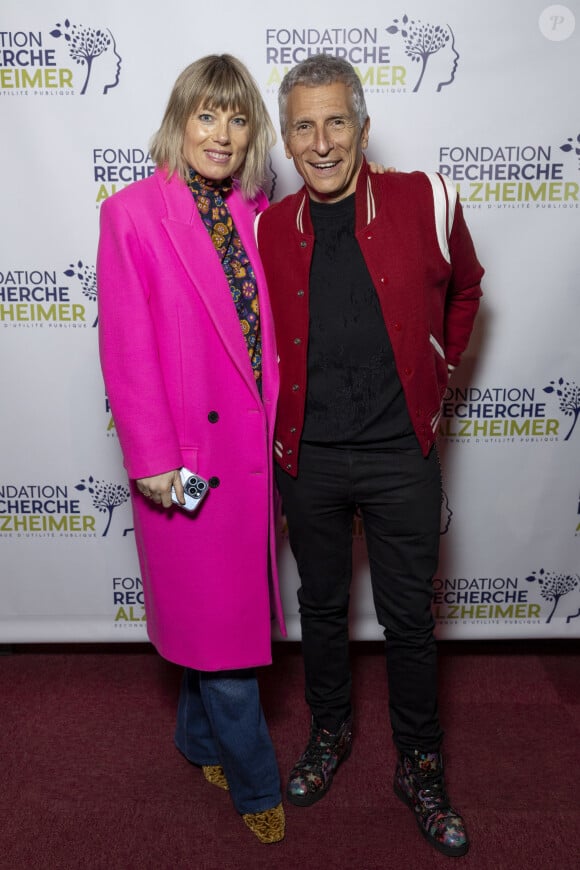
[283,81,370,203]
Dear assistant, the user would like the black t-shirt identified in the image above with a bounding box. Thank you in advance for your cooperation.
[301,193,416,448]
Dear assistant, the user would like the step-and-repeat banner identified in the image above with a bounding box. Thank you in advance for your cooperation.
[1,1,579,642]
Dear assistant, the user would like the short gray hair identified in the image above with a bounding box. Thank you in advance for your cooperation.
[278,55,368,137]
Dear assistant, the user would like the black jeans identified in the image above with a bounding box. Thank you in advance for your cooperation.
[276,442,444,753]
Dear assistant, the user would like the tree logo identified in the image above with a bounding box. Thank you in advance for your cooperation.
[526,569,579,623]
[543,377,580,441]
[440,488,453,534]
[386,14,459,92]
[266,155,278,203]
[560,133,580,171]
[75,476,130,536]
[64,260,97,326]
[50,19,122,95]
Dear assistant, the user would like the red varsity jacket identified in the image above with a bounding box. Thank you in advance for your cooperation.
[256,159,484,476]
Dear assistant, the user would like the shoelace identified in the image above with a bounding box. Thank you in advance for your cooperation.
[299,730,336,767]
[416,771,452,811]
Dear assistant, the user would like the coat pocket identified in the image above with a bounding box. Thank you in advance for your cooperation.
[180,447,199,474]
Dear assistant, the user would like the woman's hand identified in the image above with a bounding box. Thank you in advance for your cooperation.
[136,470,182,509]
[368,162,397,174]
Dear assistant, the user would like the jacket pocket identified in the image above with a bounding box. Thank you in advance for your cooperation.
[429,332,445,360]
[429,333,449,399]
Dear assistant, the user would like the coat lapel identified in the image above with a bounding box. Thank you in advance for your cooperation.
[156,171,259,396]
[229,191,280,409]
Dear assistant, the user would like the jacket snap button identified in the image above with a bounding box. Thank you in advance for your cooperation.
[292,384,300,391]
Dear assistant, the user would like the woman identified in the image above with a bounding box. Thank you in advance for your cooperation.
[97,55,286,844]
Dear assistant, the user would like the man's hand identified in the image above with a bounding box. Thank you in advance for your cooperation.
[136,469,182,509]
[368,162,397,174]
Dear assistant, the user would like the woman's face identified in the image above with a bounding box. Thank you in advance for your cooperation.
[183,104,250,180]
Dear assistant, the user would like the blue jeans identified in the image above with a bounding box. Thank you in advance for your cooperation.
[174,667,281,814]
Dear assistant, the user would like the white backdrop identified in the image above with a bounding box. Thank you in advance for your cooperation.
[1,0,579,642]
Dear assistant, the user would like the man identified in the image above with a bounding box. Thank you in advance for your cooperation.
[256,56,483,858]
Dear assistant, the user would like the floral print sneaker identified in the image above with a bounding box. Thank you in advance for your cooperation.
[286,716,352,807]
[394,750,469,857]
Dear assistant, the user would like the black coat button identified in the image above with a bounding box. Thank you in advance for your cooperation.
[208,411,219,423]
[208,477,220,488]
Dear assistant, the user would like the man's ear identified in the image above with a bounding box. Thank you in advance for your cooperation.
[361,117,371,150]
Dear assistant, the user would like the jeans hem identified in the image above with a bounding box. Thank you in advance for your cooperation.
[174,739,221,768]
[236,795,283,815]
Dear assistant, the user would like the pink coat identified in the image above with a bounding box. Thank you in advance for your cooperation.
[97,169,286,670]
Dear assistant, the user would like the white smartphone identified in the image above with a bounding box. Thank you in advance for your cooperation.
[171,466,209,512]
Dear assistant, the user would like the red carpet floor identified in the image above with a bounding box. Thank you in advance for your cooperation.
[0,640,579,870]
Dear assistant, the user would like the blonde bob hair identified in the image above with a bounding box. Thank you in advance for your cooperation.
[150,54,276,198]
